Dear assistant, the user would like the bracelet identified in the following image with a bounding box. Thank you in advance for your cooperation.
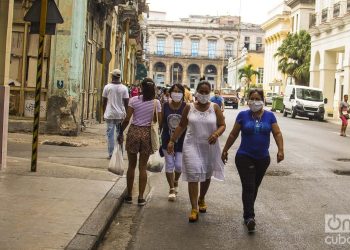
[214,132,220,137]
[169,140,175,144]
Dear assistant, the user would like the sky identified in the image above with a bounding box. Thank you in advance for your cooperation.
[148,0,283,24]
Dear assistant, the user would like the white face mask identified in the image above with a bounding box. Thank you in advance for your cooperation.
[248,100,264,112]
[171,92,183,103]
[196,93,211,104]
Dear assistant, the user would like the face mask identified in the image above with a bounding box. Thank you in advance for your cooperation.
[248,100,264,112]
[196,93,211,104]
[171,92,183,102]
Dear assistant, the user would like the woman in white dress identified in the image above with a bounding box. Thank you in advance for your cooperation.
[167,81,226,222]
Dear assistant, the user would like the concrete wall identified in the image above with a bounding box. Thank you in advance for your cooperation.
[47,0,88,135]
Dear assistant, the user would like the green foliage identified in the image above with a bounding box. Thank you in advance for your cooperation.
[274,30,311,85]
[238,64,260,88]
[136,63,148,81]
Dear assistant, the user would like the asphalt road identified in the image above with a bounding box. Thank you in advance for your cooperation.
[99,107,350,250]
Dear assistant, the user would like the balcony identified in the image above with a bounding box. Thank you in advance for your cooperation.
[309,13,316,28]
[321,8,328,23]
[333,3,340,18]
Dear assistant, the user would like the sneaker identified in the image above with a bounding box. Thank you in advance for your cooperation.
[245,218,256,233]
[138,198,147,206]
[198,198,207,213]
[168,193,176,202]
[124,196,132,204]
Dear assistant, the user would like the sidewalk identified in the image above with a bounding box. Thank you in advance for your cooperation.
[1,124,127,250]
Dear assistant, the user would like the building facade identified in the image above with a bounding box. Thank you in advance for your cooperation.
[8,0,148,135]
[146,13,265,90]
[261,2,292,94]
[309,0,350,117]
[227,50,265,90]
[262,0,315,94]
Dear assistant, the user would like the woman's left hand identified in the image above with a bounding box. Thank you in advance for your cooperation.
[208,133,219,145]
[277,151,284,163]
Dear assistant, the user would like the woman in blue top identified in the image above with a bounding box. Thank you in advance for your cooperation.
[161,84,187,202]
[221,89,284,233]
[210,90,225,112]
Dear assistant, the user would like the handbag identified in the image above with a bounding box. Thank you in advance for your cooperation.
[108,145,124,176]
[150,100,160,153]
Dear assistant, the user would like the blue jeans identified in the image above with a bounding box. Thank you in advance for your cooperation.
[106,119,122,157]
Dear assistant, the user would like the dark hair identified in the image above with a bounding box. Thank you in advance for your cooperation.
[169,83,185,95]
[248,88,264,100]
[112,75,120,81]
[196,80,211,91]
[141,78,156,101]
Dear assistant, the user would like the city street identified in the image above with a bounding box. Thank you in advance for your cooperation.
[99,107,350,250]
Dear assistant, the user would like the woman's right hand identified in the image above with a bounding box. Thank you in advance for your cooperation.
[221,151,228,164]
[167,141,174,155]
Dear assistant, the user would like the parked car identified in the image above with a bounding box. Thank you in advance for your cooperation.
[221,88,239,109]
[283,85,326,121]
[265,92,278,105]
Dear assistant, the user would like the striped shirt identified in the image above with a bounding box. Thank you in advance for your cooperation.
[129,96,161,126]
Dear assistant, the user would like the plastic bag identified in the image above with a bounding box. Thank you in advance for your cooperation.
[108,145,124,176]
[147,152,164,173]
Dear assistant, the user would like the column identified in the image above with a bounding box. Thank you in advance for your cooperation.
[343,66,350,96]
[343,46,350,96]
[320,51,337,116]
[165,62,171,85]
[0,0,13,169]
[148,59,154,80]
[200,63,205,79]
[47,0,87,135]
[182,63,188,85]
[217,65,222,90]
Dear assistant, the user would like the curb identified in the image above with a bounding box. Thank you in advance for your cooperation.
[65,177,127,250]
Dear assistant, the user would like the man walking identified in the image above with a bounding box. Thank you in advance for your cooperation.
[103,69,129,158]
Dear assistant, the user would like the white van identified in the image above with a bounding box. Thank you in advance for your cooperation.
[283,85,327,121]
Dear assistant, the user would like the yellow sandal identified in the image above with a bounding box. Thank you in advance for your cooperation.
[188,209,199,222]
[198,198,207,213]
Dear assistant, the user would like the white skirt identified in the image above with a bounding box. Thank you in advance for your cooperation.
[181,136,224,182]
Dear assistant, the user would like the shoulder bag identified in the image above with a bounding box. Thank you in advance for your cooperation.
[150,100,160,153]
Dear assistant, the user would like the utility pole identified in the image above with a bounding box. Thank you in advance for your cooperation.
[24,0,64,172]
[235,0,242,91]
[31,0,48,172]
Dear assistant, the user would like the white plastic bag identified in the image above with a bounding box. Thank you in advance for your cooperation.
[147,151,164,173]
[108,145,124,176]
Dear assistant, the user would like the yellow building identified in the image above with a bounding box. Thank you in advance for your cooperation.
[227,50,265,90]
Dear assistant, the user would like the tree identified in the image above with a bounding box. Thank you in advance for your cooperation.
[238,64,260,89]
[274,30,311,85]
[136,63,148,81]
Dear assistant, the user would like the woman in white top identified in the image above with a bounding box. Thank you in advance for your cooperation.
[167,81,226,222]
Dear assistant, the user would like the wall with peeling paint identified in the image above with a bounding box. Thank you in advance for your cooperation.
[47,0,87,135]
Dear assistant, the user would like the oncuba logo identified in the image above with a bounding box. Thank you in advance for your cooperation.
[325,214,350,233]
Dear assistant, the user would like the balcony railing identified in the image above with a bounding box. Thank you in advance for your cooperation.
[322,8,328,23]
[309,13,316,28]
[334,3,340,18]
